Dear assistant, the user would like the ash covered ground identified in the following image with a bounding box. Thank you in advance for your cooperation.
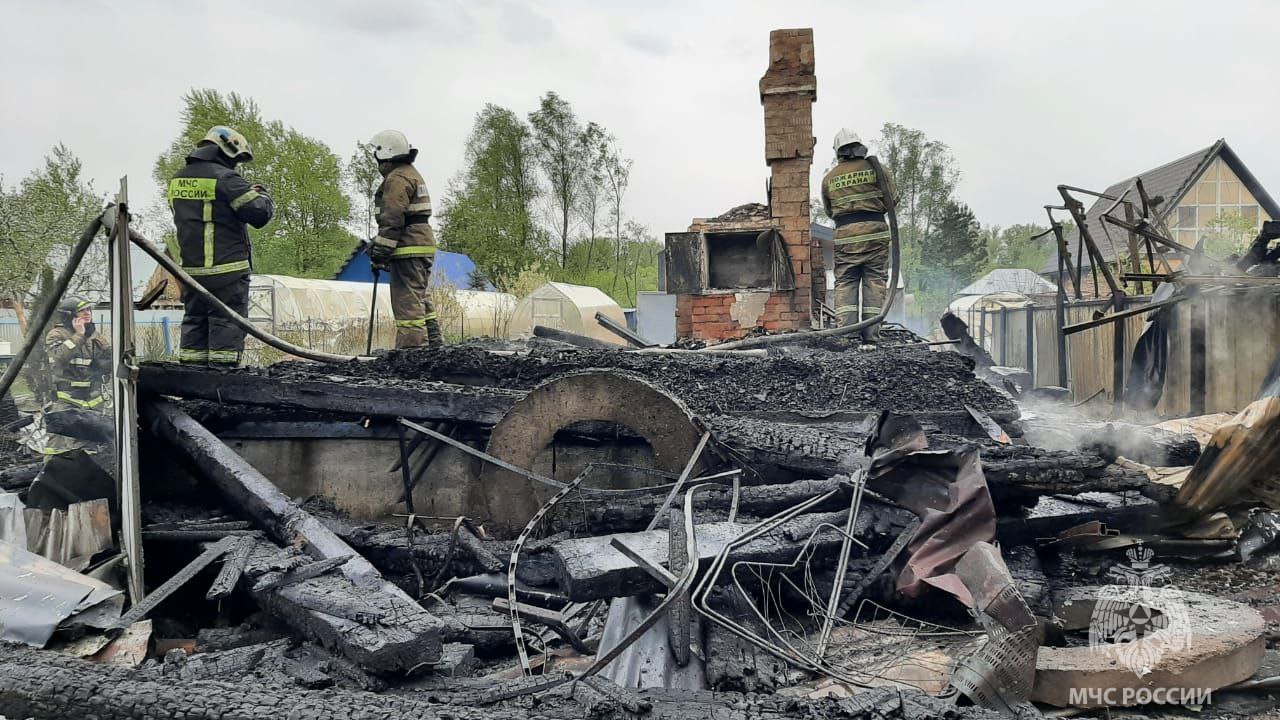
[262,333,1017,418]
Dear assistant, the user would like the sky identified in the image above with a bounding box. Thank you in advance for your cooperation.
[4,0,1280,246]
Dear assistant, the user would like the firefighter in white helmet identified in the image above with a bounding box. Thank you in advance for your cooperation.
[820,129,898,345]
[367,130,441,349]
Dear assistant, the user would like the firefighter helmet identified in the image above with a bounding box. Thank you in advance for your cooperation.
[200,126,253,163]
[56,297,93,328]
[833,128,862,154]
[369,130,417,162]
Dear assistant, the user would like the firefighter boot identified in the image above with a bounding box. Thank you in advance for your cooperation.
[860,321,881,348]
[426,318,443,349]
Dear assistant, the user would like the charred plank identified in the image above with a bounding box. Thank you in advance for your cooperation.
[143,399,444,672]
[139,362,523,426]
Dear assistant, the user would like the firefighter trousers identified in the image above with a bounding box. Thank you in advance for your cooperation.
[180,271,250,366]
[389,256,437,349]
[833,225,890,341]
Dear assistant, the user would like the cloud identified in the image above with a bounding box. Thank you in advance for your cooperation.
[500,2,556,45]
[622,31,673,57]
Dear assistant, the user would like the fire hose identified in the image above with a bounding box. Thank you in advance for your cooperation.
[704,155,901,351]
[127,228,371,364]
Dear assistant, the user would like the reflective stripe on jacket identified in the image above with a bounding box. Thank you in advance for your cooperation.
[169,145,274,277]
[820,157,899,220]
[374,162,436,258]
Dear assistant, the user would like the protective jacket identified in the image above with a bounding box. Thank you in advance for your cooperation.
[168,145,274,277]
[820,158,899,235]
[44,326,111,409]
[373,161,436,259]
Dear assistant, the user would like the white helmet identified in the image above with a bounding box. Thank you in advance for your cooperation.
[369,129,417,161]
[833,128,862,154]
[200,126,253,162]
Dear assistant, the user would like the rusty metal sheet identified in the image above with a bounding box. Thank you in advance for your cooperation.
[864,413,998,607]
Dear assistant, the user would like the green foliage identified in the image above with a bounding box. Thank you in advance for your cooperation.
[982,223,1055,273]
[0,144,104,303]
[153,89,354,279]
[875,123,960,247]
[439,104,546,292]
[1203,210,1258,258]
[442,96,648,305]
[921,201,987,292]
[345,142,381,240]
[550,222,661,307]
[912,201,987,322]
[529,92,597,268]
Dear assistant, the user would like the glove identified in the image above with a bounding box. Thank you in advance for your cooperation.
[368,237,394,270]
[252,184,271,202]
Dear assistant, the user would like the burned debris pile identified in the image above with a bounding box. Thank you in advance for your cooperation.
[0,336,1278,720]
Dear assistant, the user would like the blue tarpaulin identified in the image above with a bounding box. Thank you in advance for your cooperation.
[333,244,489,290]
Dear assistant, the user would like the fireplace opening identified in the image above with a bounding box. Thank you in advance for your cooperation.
[706,232,772,290]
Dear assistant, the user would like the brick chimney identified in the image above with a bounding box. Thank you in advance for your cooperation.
[760,28,819,324]
[666,28,818,343]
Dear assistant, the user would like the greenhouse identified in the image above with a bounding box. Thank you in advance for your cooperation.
[507,282,628,345]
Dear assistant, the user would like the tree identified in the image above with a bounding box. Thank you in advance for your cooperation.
[875,123,960,248]
[1204,210,1258,258]
[983,223,1054,272]
[345,142,381,240]
[920,201,987,295]
[439,104,544,291]
[529,92,594,267]
[576,124,608,271]
[0,144,105,305]
[153,89,354,279]
[600,142,633,292]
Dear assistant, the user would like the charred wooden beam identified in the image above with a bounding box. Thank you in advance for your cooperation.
[138,363,523,425]
[0,462,40,493]
[143,399,444,673]
[710,416,1152,502]
[206,536,255,600]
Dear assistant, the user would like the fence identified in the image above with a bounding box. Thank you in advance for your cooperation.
[962,286,1280,417]
[1,316,183,361]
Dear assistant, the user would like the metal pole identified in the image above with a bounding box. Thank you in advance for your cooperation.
[111,178,145,604]
[979,307,987,353]
[999,307,1009,366]
[1025,304,1035,385]
[1113,296,1126,416]
[1056,252,1068,388]
[366,269,380,355]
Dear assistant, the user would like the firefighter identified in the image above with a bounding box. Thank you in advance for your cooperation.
[367,129,441,349]
[43,297,110,453]
[168,126,274,367]
[820,129,899,346]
